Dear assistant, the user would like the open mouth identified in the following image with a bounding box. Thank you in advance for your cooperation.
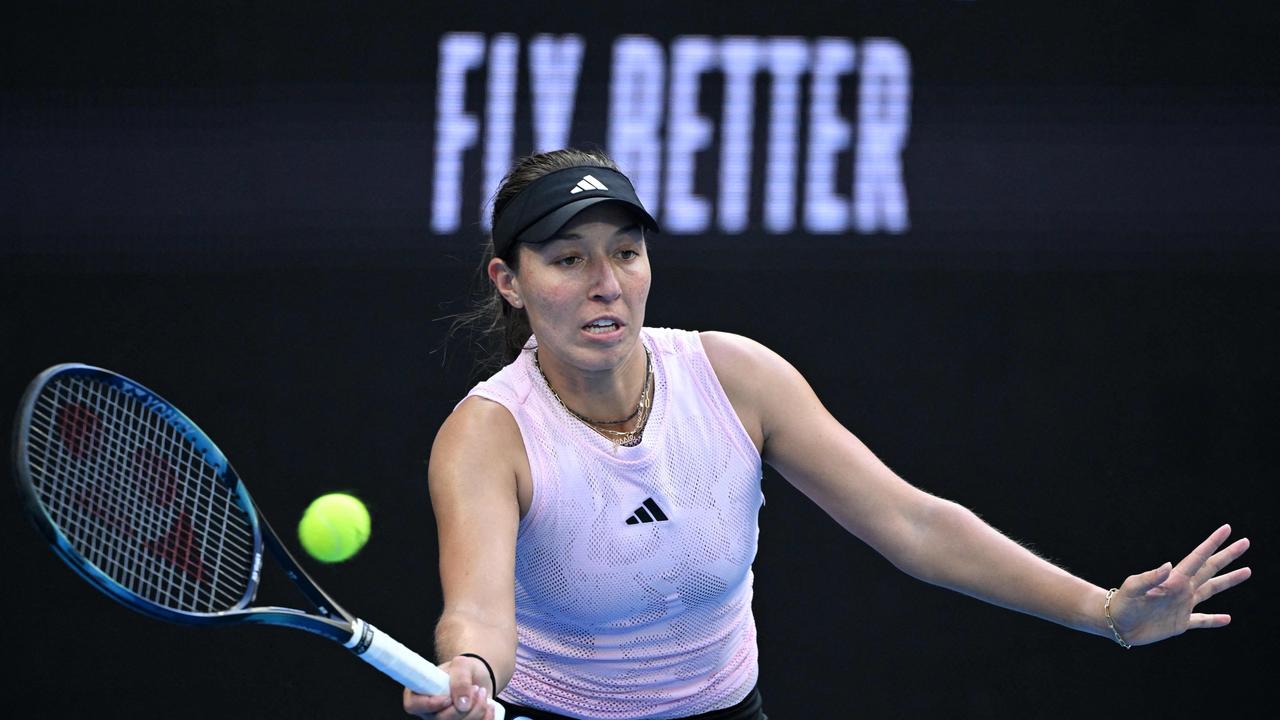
[583,319,622,334]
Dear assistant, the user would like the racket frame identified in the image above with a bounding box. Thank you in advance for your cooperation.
[13,364,360,636]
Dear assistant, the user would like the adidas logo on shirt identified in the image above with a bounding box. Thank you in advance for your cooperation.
[625,497,669,525]
[569,174,609,194]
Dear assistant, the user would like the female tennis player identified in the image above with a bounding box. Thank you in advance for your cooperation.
[403,149,1251,720]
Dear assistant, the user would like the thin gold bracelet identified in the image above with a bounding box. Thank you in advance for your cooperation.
[1104,588,1133,649]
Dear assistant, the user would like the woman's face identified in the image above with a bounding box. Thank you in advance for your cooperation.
[492,202,651,376]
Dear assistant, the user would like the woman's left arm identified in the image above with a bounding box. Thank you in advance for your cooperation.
[701,331,1251,646]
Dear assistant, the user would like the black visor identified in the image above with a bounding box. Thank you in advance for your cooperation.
[491,165,660,257]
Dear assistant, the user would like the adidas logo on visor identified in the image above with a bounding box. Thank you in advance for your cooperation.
[569,174,609,194]
[625,497,669,525]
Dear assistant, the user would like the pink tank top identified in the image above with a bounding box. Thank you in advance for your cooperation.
[464,327,764,719]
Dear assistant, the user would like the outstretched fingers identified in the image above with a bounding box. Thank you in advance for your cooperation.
[1173,524,1234,578]
[1184,529,1252,631]
[1187,612,1233,631]
[1193,536,1251,585]
[1195,565,1253,605]
[1108,524,1251,645]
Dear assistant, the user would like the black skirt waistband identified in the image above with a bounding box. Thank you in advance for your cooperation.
[500,686,766,720]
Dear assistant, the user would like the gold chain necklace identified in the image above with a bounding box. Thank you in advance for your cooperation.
[534,346,653,446]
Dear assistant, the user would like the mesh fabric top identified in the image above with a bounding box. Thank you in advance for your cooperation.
[466,328,764,718]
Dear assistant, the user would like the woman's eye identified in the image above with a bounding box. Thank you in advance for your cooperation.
[618,249,639,260]
[556,256,582,267]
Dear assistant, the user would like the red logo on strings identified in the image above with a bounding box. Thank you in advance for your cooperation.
[56,402,101,458]
[133,447,208,585]
[146,510,208,585]
[59,399,210,586]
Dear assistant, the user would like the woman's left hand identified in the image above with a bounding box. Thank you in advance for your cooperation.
[1107,524,1251,647]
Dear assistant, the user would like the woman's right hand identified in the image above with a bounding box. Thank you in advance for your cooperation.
[403,657,498,720]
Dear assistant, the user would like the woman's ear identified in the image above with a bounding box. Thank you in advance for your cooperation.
[488,256,523,308]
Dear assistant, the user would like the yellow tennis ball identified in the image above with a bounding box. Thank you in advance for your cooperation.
[297,493,371,563]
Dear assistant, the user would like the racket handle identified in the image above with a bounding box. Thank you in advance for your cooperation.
[347,619,505,720]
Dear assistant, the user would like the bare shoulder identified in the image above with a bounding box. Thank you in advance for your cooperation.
[435,395,522,450]
[700,330,836,450]
[699,331,765,401]
[700,330,776,372]
[699,330,803,389]
[429,395,526,501]
[698,331,805,451]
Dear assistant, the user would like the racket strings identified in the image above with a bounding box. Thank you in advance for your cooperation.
[25,375,256,614]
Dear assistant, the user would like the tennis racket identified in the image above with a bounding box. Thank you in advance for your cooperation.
[12,363,504,719]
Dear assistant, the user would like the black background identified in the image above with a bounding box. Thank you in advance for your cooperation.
[3,2,1276,718]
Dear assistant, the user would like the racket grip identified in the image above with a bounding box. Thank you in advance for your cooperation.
[347,619,506,720]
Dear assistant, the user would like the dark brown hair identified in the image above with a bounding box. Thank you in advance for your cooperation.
[447,148,622,377]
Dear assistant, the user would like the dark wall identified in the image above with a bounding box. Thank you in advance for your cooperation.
[3,2,1276,717]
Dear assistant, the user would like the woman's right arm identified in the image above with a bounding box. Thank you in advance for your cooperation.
[404,397,524,719]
